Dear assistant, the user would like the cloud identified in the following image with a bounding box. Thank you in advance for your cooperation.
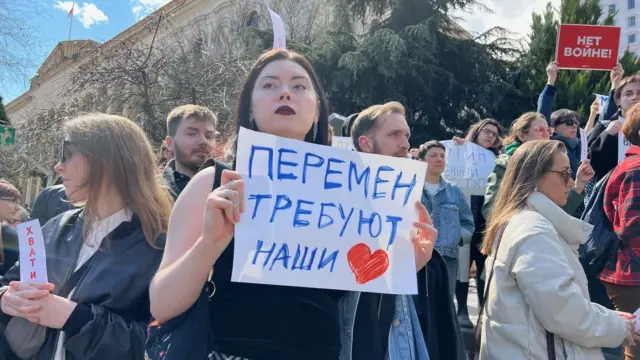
[455,0,562,39]
[130,0,170,20]
[54,1,109,29]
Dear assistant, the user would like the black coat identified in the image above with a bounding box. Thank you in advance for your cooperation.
[587,114,620,182]
[0,209,164,360]
[415,250,466,360]
[31,185,74,227]
[0,224,18,278]
[161,159,191,200]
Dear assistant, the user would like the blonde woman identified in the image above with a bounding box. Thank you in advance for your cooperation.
[0,114,173,360]
[478,140,638,359]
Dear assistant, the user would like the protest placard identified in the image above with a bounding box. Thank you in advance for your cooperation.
[556,24,621,70]
[441,140,496,197]
[268,8,286,49]
[580,128,588,162]
[332,136,355,151]
[619,133,630,163]
[16,220,48,283]
[233,128,426,294]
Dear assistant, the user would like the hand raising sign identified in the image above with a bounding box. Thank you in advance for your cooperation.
[202,170,245,255]
[411,200,437,271]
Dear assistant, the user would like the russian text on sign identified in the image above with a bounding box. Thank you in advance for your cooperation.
[233,128,426,294]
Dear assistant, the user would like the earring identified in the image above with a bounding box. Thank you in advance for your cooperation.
[249,114,257,130]
[534,186,539,192]
[312,122,318,141]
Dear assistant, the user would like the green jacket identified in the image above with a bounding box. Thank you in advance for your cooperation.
[481,153,584,219]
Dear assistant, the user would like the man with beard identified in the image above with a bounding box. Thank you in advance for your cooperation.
[163,105,217,199]
[349,102,465,360]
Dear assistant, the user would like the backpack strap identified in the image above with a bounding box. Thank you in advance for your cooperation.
[198,158,231,191]
[213,160,231,191]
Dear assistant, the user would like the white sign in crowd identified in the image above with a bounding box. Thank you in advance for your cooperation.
[332,136,356,151]
[440,140,497,198]
[233,128,426,294]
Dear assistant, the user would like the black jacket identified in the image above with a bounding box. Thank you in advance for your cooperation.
[587,114,620,182]
[470,195,486,249]
[31,185,74,227]
[415,249,466,360]
[0,209,164,360]
[161,159,191,200]
[0,224,19,278]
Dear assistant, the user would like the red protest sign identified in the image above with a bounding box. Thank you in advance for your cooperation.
[556,24,621,70]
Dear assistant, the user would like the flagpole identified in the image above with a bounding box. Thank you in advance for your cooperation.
[67,4,74,40]
[68,14,73,40]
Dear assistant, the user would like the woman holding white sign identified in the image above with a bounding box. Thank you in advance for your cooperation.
[452,119,504,328]
[150,49,438,360]
[0,114,172,360]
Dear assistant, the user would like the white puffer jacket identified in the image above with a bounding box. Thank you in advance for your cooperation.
[479,192,627,360]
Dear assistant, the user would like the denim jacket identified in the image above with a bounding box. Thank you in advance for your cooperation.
[421,178,474,259]
[338,292,430,360]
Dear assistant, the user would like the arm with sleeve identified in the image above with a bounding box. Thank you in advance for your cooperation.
[511,233,627,348]
[537,84,556,122]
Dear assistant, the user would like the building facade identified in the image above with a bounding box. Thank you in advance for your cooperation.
[600,0,640,55]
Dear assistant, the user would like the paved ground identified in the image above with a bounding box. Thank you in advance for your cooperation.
[456,279,623,360]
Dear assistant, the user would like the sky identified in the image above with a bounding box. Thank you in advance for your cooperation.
[455,0,562,38]
[3,0,563,104]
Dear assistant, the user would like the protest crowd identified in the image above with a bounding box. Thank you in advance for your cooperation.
[2,17,640,360]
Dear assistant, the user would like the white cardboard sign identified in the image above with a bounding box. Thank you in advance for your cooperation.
[619,133,630,163]
[441,140,497,197]
[332,136,355,151]
[233,128,426,294]
[268,8,286,49]
[16,220,48,283]
[580,128,588,162]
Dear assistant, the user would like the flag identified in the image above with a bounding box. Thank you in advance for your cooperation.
[68,3,74,17]
[268,8,286,49]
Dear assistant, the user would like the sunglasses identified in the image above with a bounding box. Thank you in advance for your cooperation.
[60,140,73,163]
[548,170,573,185]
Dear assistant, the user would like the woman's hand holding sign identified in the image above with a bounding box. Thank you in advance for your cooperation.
[412,200,437,271]
[1,281,54,323]
[203,169,245,256]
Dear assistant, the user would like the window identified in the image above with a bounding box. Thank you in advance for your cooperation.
[630,0,636,9]
[609,4,617,14]
[629,34,636,43]
[631,16,637,27]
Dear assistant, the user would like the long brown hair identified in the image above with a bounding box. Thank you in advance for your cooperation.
[481,140,566,255]
[64,114,173,245]
[465,118,504,155]
[225,49,330,164]
[503,112,545,146]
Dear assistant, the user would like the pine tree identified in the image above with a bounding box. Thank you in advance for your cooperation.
[311,0,521,144]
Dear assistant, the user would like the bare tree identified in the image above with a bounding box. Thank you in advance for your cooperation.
[66,0,327,144]
[68,14,170,143]
[0,0,45,90]
[0,97,97,186]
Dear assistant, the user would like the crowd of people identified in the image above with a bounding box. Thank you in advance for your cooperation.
[0,48,638,360]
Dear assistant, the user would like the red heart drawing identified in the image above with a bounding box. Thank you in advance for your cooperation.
[347,243,389,284]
